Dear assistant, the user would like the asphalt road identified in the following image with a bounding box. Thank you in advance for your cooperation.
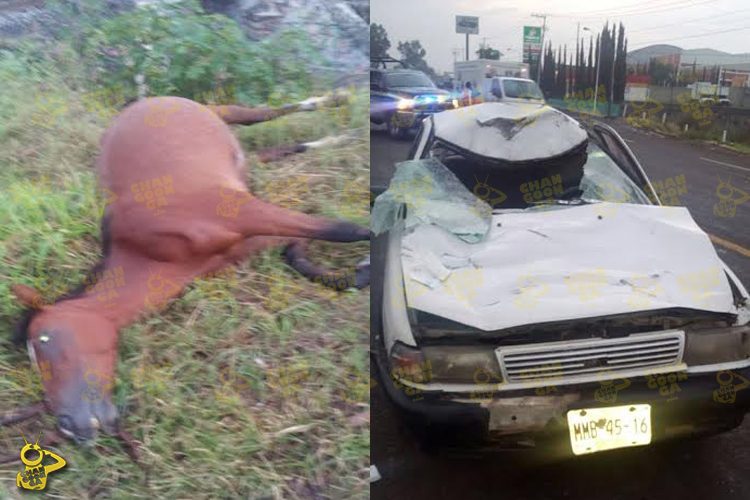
[370,118,750,500]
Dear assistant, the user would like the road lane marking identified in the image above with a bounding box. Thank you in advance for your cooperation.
[700,157,750,173]
[708,233,750,258]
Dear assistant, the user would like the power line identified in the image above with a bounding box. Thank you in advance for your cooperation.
[553,0,717,19]
[631,24,750,47]
[628,10,750,34]
[555,0,710,18]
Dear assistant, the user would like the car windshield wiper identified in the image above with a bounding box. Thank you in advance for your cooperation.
[526,187,586,205]
[527,198,587,206]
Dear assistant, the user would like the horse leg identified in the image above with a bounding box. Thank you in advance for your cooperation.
[256,135,351,163]
[220,194,369,243]
[213,236,369,290]
[206,93,347,126]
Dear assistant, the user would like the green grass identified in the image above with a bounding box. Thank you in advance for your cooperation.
[0,48,369,499]
[623,114,750,155]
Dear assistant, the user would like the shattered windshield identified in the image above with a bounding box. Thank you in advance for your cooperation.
[502,79,544,100]
[385,72,436,88]
[428,140,651,209]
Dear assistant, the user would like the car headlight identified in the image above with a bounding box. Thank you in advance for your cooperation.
[436,95,447,103]
[390,333,502,384]
[683,326,750,366]
[422,345,502,384]
[397,98,415,110]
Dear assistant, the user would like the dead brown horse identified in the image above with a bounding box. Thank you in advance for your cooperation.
[9,95,369,443]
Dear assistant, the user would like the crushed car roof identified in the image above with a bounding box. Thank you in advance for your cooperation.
[431,103,588,162]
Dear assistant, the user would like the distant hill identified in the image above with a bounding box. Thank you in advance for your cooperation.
[627,44,750,68]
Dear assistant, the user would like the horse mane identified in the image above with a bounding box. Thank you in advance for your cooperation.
[12,213,112,345]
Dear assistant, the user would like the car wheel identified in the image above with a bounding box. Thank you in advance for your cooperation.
[387,114,407,140]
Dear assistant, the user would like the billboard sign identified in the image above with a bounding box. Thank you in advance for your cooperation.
[456,16,479,35]
[523,25,542,64]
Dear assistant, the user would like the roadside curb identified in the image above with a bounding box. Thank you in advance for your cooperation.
[617,120,750,156]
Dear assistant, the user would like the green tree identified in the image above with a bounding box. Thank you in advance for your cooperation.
[370,23,391,60]
[476,46,500,60]
[397,40,436,78]
[648,59,674,86]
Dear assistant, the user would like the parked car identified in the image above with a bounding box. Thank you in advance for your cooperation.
[480,77,546,104]
[371,102,750,456]
[370,66,454,139]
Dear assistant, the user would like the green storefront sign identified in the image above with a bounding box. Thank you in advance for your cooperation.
[523,26,542,64]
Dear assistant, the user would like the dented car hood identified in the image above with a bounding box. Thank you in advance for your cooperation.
[400,202,738,331]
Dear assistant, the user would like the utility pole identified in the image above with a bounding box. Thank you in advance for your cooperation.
[609,31,615,117]
[593,30,602,113]
[532,13,547,84]
[452,48,462,63]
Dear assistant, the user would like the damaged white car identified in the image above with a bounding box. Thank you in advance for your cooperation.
[371,103,750,456]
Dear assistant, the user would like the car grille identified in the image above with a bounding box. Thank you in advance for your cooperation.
[496,330,685,384]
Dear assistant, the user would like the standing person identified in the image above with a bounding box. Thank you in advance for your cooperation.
[463,81,474,106]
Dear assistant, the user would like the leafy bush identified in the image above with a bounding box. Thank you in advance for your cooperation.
[45,0,321,104]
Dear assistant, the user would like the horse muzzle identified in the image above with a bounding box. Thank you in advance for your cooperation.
[56,398,119,444]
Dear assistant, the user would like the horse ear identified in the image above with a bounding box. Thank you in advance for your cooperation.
[10,284,46,310]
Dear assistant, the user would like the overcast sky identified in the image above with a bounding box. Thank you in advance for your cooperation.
[371,0,750,73]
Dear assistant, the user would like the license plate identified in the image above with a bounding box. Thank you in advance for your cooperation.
[566,404,652,455]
